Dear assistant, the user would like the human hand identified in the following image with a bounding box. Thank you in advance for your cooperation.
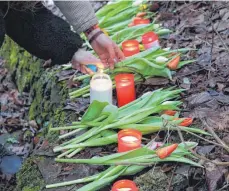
[72,49,104,75]
[90,33,125,69]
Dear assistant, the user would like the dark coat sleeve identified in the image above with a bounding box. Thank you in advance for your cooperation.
[0,9,5,48]
[2,2,83,65]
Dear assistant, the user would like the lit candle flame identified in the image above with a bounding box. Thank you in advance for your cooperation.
[98,68,104,73]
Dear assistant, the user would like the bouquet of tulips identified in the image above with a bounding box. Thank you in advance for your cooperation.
[51,89,208,158]
[69,48,195,99]
[47,142,201,191]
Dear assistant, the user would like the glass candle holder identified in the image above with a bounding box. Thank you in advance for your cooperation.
[142,31,160,50]
[112,180,139,191]
[118,129,142,153]
[133,18,150,26]
[90,73,113,104]
[115,74,136,107]
[122,40,140,57]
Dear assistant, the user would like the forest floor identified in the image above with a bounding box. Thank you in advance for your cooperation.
[1,1,229,191]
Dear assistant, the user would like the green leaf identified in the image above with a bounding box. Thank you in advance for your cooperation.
[139,116,163,124]
[140,156,202,167]
[118,91,153,118]
[77,167,127,191]
[177,60,197,69]
[55,148,154,165]
[81,101,108,122]
[96,0,129,19]
[100,129,117,137]
[101,104,119,125]
[155,29,172,36]
[122,165,146,176]
[100,6,137,28]
[178,142,198,150]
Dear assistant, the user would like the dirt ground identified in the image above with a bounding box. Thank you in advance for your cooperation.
[1,1,229,191]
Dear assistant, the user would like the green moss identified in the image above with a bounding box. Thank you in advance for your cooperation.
[22,186,41,191]
[15,157,45,191]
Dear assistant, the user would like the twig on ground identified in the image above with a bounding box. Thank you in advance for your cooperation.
[195,36,226,51]
[167,163,178,191]
[179,127,224,148]
[176,126,229,166]
[217,184,229,191]
[200,118,229,153]
[209,5,229,53]
[177,68,206,78]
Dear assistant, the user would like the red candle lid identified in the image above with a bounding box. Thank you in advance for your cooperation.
[112,179,139,191]
[142,31,159,44]
[133,18,150,25]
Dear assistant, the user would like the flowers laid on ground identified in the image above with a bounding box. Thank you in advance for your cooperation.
[48,1,202,191]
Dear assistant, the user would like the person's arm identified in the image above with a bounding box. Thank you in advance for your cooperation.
[3,2,83,65]
[54,1,125,69]
[54,1,98,34]
[0,9,5,48]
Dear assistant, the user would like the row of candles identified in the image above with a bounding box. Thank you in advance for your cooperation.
[112,28,154,189]
[122,31,159,57]
[111,128,142,190]
[91,20,158,191]
[114,74,141,190]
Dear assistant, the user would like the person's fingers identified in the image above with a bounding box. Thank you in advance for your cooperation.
[107,44,116,68]
[71,61,80,71]
[114,44,125,61]
[81,65,94,75]
[98,54,109,68]
[108,57,115,69]
[80,64,87,74]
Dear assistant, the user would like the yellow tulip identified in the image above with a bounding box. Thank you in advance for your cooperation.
[139,4,147,11]
[139,44,145,51]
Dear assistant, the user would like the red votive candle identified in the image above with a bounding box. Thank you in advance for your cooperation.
[142,31,160,50]
[112,179,139,191]
[118,129,142,153]
[115,74,136,107]
[133,18,150,26]
[122,40,140,57]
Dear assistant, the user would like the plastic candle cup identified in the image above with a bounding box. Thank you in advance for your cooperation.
[90,72,113,104]
[142,31,160,50]
[112,180,139,191]
[118,129,142,153]
[122,40,140,57]
[115,74,136,107]
[133,18,150,26]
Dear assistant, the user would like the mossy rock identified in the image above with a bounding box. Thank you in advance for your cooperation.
[0,36,73,125]
[15,157,45,191]
[0,37,80,189]
[134,168,168,191]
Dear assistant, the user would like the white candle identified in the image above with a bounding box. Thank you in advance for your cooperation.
[90,73,113,104]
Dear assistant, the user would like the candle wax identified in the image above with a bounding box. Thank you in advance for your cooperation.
[117,188,132,191]
[121,136,138,143]
[118,129,142,153]
[112,179,138,191]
